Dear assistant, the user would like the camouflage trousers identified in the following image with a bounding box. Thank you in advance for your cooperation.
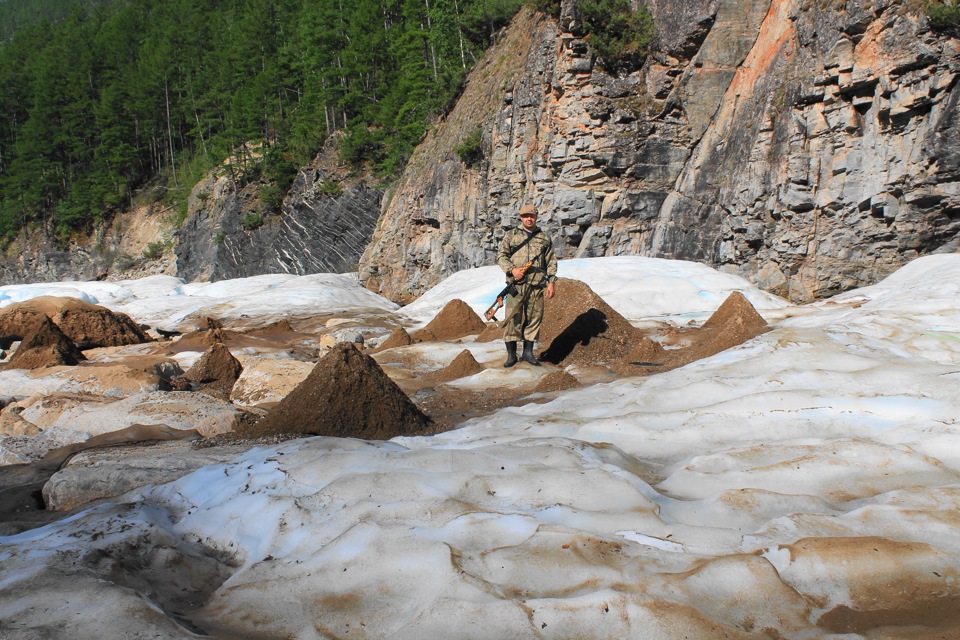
[502,281,545,342]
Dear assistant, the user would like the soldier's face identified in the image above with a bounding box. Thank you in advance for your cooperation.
[520,213,537,230]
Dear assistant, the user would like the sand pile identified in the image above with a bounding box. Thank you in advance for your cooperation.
[615,291,769,374]
[534,369,580,393]
[242,319,298,338]
[376,326,414,351]
[422,349,484,385]
[411,299,487,342]
[0,296,149,349]
[180,342,244,399]
[626,337,667,365]
[199,317,224,330]
[166,327,235,353]
[243,343,432,440]
[7,315,86,369]
[0,309,48,347]
[538,278,642,366]
[698,291,769,350]
[475,323,502,342]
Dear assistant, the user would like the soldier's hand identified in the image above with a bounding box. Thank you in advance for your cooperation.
[546,281,555,299]
[511,267,526,280]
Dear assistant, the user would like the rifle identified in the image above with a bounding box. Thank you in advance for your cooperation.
[484,260,533,321]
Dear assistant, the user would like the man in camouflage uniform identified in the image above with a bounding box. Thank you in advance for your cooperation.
[497,203,557,367]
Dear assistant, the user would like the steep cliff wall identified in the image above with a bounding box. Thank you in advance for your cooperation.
[175,158,382,282]
[359,0,960,303]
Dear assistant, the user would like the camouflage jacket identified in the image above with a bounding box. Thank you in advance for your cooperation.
[497,226,557,287]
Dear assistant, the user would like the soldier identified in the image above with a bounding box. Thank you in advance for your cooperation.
[497,203,557,367]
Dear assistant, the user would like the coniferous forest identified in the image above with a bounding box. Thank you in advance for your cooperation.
[0,0,522,240]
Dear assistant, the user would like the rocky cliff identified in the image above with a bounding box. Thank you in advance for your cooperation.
[0,148,383,286]
[175,159,382,282]
[359,0,960,303]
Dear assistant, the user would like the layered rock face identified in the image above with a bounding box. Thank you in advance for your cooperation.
[176,162,382,282]
[360,0,960,303]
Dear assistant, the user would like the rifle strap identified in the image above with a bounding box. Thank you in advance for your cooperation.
[507,229,541,258]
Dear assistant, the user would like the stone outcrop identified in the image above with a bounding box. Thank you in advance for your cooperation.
[360,1,960,303]
[175,153,383,282]
[2,1,957,303]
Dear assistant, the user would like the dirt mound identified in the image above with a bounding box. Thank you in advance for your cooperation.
[626,337,667,365]
[243,342,432,440]
[688,293,770,363]
[242,319,295,337]
[411,299,487,342]
[180,342,244,399]
[54,307,150,349]
[0,297,150,349]
[423,349,484,385]
[475,323,502,343]
[700,291,767,344]
[199,317,224,330]
[167,327,237,353]
[376,326,414,351]
[538,278,642,366]
[534,369,580,393]
[8,315,86,369]
[0,309,48,348]
[614,291,769,375]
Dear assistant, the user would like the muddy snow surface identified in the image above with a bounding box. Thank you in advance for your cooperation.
[1,255,959,639]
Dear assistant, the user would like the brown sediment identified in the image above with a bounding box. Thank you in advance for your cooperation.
[0,296,150,349]
[538,278,643,366]
[533,369,580,393]
[179,341,244,399]
[410,299,487,342]
[375,326,414,351]
[422,349,484,385]
[242,342,432,440]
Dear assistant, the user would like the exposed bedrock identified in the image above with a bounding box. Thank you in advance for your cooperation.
[175,163,383,282]
[359,0,960,303]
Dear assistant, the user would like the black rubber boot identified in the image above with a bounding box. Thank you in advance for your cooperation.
[503,341,518,368]
[521,340,541,366]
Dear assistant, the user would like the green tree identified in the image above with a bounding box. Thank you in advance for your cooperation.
[578,0,654,73]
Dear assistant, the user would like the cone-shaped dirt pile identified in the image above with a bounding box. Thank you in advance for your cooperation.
[696,291,769,357]
[244,342,432,440]
[411,299,487,342]
[615,291,769,375]
[422,349,484,385]
[376,326,414,351]
[626,337,667,365]
[701,291,767,334]
[538,278,642,365]
[534,369,580,393]
[0,296,149,349]
[182,342,244,398]
[8,315,86,369]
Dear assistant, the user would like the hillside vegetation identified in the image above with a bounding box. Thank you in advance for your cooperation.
[0,0,521,241]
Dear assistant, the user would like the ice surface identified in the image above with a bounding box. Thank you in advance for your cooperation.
[2,255,960,637]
